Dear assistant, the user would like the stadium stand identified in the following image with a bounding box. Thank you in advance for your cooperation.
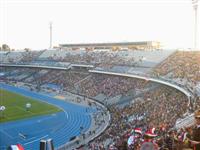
[0,48,200,150]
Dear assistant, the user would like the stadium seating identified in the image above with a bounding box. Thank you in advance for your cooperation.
[1,49,200,150]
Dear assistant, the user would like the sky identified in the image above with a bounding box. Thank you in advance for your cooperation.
[0,0,199,50]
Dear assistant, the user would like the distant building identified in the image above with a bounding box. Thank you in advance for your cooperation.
[59,41,161,51]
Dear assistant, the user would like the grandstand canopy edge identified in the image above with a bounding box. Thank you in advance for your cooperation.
[0,64,94,70]
[0,64,69,70]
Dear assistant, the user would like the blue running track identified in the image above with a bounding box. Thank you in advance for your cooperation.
[0,83,95,150]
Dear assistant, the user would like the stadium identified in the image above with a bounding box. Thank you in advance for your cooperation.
[0,45,200,150]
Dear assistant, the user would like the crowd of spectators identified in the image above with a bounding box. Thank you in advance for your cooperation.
[1,67,194,149]
[0,67,38,82]
[0,50,44,64]
[20,50,45,63]
[1,67,150,100]
[153,51,200,85]
[78,74,148,98]
[33,50,140,69]
[41,70,90,91]
[88,86,190,150]
[1,50,200,150]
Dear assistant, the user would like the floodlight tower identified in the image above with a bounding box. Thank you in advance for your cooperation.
[49,22,53,49]
[192,0,199,49]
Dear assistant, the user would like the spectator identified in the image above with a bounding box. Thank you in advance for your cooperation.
[140,130,158,150]
[189,109,200,150]
[165,130,176,150]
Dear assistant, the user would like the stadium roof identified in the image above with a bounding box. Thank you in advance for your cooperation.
[59,41,158,48]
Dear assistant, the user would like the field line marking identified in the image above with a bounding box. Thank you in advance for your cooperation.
[0,129,13,139]
[23,134,48,145]
[26,136,36,141]
[15,106,34,115]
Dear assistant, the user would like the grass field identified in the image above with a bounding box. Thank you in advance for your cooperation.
[0,89,62,123]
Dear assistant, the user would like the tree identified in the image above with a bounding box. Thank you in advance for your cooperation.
[2,44,10,51]
[24,48,31,52]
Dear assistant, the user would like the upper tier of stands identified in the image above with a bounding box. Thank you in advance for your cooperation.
[38,49,175,68]
[1,49,175,72]
[0,50,44,63]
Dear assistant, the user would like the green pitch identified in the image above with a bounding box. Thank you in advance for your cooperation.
[0,89,61,123]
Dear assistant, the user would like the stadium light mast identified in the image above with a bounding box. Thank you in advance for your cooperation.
[192,0,199,49]
[49,22,53,49]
